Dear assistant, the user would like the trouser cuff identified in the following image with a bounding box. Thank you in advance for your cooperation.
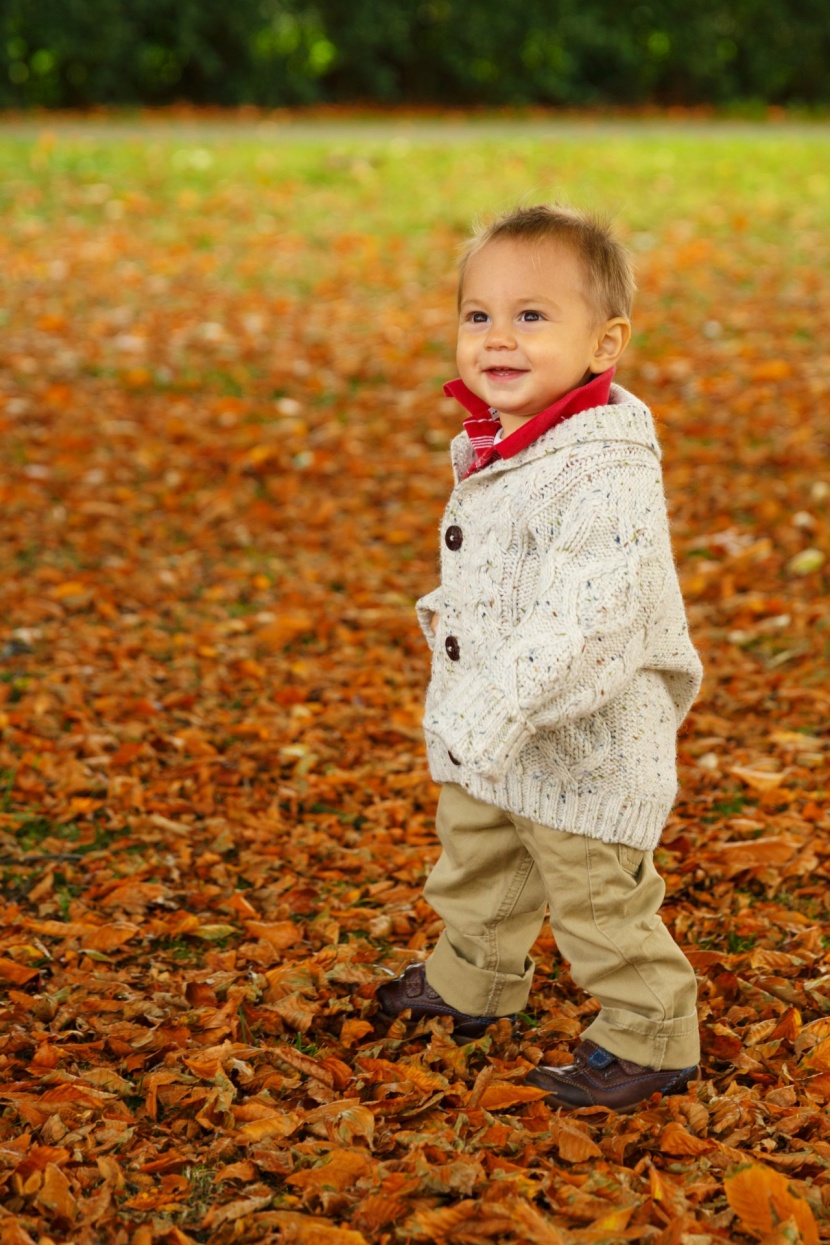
[425,931,534,1016]
[581,1007,701,1071]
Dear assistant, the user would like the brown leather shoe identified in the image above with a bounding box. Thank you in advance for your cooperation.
[526,1039,698,1112]
[376,963,516,1040]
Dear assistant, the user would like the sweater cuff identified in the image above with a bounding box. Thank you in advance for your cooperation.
[434,681,534,782]
[415,588,442,651]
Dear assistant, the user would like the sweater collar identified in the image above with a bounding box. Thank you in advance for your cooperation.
[444,369,615,477]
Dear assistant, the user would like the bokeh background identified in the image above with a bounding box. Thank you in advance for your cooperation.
[2,0,830,112]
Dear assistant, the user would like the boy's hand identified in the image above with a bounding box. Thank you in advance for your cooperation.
[430,613,439,635]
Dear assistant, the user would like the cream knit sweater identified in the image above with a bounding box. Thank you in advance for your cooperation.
[416,384,702,851]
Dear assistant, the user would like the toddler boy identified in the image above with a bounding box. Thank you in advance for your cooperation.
[377,204,703,1112]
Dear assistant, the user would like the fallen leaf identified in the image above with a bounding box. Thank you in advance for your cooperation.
[478,1083,550,1110]
[729,768,787,793]
[0,958,39,985]
[725,1163,818,1245]
[34,1162,77,1222]
[553,1117,602,1163]
[660,1122,716,1156]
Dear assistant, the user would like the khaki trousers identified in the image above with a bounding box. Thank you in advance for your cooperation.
[423,783,699,1069]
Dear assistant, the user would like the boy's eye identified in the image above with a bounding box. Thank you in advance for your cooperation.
[467,311,488,323]
[519,310,543,322]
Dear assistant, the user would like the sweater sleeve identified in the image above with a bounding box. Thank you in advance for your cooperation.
[431,451,674,781]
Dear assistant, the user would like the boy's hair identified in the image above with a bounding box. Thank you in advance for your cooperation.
[458,203,636,323]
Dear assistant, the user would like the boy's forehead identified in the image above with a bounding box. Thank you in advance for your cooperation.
[473,235,580,273]
[461,236,591,298]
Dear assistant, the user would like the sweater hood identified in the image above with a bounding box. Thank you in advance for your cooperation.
[450,384,661,485]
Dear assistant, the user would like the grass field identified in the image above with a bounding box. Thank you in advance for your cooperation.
[1,116,829,1243]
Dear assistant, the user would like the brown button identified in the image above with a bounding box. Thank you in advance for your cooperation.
[445,525,463,551]
[448,751,461,766]
[445,636,460,661]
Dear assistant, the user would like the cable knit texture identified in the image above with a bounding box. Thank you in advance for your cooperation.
[417,384,703,851]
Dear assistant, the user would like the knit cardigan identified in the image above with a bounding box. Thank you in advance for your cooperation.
[416,384,703,851]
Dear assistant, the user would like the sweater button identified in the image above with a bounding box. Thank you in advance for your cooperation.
[448,751,461,766]
[445,525,463,551]
[445,636,460,661]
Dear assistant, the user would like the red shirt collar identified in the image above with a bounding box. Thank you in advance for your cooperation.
[444,368,615,477]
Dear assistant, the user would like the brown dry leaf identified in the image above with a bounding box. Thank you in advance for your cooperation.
[749,949,803,974]
[271,991,318,1033]
[589,1203,636,1232]
[269,1212,370,1244]
[730,766,787,793]
[649,1165,688,1217]
[40,1083,109,1110]
[273,1045,339,1086]
[215,1159,258,1183]
[317,1057,354,1091]
[507,1197,569,1244]
[288,1149,375,1194]
[724,1163,818,1245]
[200,1193,273,1229]
[236,1116,297,1142]
[352,1192,410,1232]
[356,1056,403,1085]
[80,1068,134,1096]
[305,1100,376,1148]
[339,1019,374,1047]
[552,1117,602,1163]
[770,1007,803,1042]
[80,923,140,952]
[34,1161,77,1221]
[165,1229,198,1245]
[256,612,315,650]
[245,920,302,950]
[191,923,238,942]
[97,880,168,911]
[478,1082,550,1110]
[759,1220,811,1245]
[465,1063,495,1109]
[712,835,801,873]
[0,957,39,985]
[659,1122,716,1156]
[405,1199,480,1239]
[746,1017,781,1046]
[803,1036,830,1071]
[11,1146,70,1195]
[0,1222,38,1245]
[805,1072,830,1099]
[394,1061,450,1094]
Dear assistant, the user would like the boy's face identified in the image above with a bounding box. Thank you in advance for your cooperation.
[457,238,628,432]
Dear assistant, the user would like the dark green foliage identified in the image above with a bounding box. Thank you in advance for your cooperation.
[2,0,830,108]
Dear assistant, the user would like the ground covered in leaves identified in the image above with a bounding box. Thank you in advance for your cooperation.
[0,113,829,1244]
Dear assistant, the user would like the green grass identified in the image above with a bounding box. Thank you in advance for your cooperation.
[1,120,829,283]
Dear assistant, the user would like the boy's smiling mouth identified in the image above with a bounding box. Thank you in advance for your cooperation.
[485,367,528,379]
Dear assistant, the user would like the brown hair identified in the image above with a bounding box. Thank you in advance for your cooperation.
[458,203,635,323]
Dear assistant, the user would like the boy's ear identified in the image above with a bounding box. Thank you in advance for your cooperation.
[591,317,631,371]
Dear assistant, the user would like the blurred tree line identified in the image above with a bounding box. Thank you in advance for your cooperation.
[2,0,829,109]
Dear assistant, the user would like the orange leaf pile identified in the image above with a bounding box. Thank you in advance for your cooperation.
[0,110,829,1244]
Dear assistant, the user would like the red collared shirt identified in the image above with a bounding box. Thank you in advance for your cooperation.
[444,368,615,479]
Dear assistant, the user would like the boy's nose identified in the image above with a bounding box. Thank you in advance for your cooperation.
[484,321,516,348]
